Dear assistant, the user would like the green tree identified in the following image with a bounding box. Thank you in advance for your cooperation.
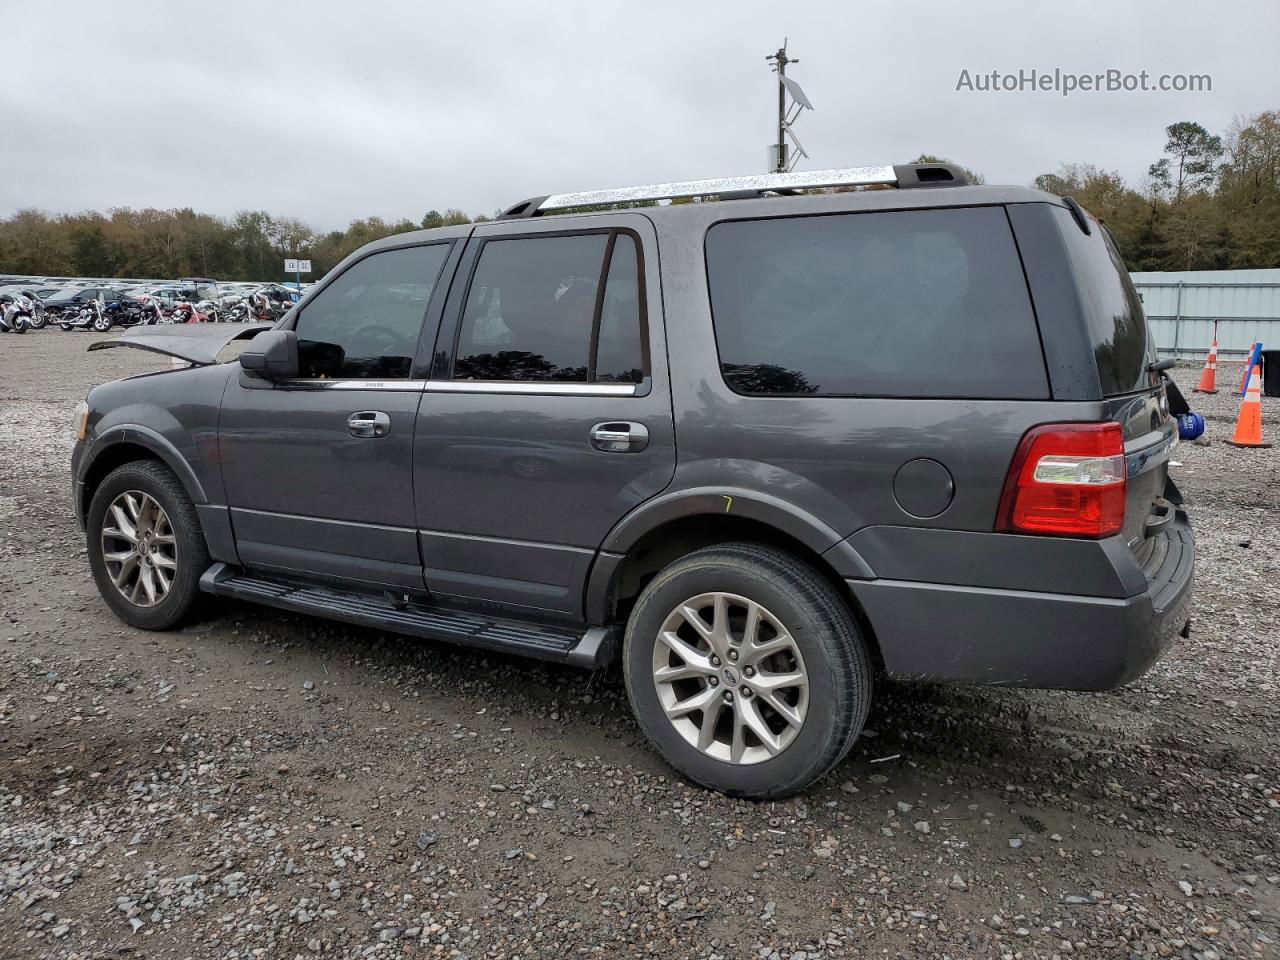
[1151,121,1224,202]
[1216,111,1280,267]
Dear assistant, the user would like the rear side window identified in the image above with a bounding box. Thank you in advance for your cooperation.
[1052,207,1157,396]
[705,206,1048,398]
[454,231,646,384]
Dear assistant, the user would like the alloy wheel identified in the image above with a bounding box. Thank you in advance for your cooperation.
[651,592,809,765]
[100,491,178,607]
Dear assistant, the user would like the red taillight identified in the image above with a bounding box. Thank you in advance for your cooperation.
[996,422,1127,538]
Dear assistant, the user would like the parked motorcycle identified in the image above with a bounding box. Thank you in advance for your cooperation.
[137,299,170,325]
[248,292,284,322]
[18,290,49,329]
[169,300,216,323]
[60,298,113,333]
[0,293,30,333]
[1,290,45,333]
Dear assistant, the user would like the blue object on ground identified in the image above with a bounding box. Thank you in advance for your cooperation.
[1177,412,1205,441]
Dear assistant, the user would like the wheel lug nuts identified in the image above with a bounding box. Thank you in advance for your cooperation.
[741,687,753,698]
[708,677,718,687]
[710,655,721,667]
[727,650,738,662]
[743,666,755,677]
[723,691,734,702]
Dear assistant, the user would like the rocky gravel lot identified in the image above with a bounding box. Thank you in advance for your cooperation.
[1,330,1277,960]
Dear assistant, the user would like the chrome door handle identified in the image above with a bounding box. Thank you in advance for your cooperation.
[348,410,391,438]
[590,421,649,453]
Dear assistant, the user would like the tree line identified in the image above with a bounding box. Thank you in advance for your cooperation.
[1032,111,1280,271]
[0,205,485,283]
[2,110,1277,282]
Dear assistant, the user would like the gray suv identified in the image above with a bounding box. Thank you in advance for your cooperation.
[71,163,1194,798]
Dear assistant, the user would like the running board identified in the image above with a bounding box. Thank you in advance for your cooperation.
[199,563,617,669]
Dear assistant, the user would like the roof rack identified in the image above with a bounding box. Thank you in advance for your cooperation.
[500,162,970,219]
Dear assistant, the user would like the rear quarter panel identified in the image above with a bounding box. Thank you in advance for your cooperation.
[652,196,1110,554]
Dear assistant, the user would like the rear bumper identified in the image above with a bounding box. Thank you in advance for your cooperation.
[847,512,1194,691]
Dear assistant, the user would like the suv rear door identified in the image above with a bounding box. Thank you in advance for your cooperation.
[413,213,675,618]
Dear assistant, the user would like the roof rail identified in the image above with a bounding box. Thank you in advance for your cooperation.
[500,162,970,219]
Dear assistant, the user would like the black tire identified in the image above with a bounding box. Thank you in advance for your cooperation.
[93,316,112,333]
[86,461,209,630]
[623,542,872,799]
[29,313,47,329]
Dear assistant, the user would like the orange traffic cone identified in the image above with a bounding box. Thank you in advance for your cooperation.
[1226,365,1270,448]
[1194,338,1219,393]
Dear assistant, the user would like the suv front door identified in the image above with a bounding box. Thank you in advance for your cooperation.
[219,236,463,589]
[414,214,675,617]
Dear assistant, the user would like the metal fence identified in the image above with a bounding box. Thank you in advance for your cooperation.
[1134,279,1280,360]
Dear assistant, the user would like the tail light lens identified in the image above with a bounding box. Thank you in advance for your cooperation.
[996,422,1126,538]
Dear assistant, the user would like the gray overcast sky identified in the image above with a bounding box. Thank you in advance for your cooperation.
[3,0,1277,229]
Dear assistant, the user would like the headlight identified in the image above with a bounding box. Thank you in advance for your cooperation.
[74,400,89,441]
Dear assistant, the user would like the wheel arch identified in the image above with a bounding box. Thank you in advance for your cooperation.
[587,490,883,670]
[80,427,207,522]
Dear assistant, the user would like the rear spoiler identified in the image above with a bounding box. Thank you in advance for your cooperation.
[87,323,272,365]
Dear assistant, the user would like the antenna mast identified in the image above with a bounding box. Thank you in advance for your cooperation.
[766,40,814,173]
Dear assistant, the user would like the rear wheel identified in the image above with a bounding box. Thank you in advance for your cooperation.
[86,461,209,630]
[623,543,872,798]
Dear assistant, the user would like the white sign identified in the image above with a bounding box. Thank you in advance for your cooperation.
[283,258,313,274]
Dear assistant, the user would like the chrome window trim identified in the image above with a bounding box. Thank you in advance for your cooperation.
[278,379,428,391]
[425,380,638,397]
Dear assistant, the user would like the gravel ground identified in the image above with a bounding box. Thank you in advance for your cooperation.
[1,330,1277,960]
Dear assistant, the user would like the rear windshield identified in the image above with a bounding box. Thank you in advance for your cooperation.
[704,206,1048,398]
[1052,206,1157,396]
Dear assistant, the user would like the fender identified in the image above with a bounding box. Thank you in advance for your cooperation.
[584,486,876,623]
[82,424,208,505]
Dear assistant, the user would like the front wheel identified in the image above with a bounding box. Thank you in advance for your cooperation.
[623,543,872,798]
[86,461,209,630]
[92,315,112,333]
[29,313,46,330]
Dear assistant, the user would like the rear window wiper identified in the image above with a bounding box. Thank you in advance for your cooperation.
[1148,358,1176,373]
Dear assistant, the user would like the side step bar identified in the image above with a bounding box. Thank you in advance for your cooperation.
[199,563,618,670]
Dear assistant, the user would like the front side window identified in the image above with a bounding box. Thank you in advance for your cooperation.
[293,243,450,379]
[454,231,645,384]
[705,207,1048,399]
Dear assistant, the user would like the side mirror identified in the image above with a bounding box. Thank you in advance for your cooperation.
[239,329,299,380]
